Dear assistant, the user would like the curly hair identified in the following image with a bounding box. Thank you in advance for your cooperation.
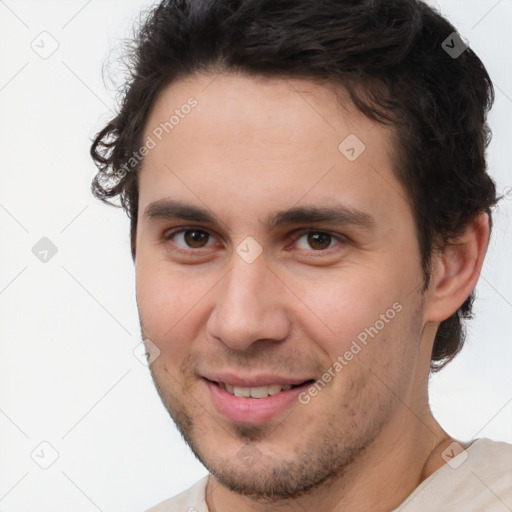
[90,0,499,371]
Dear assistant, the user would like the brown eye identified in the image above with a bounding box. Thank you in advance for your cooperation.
[293,230,346,253]
[306,232,332,250]
[185,230,210,248]
[167,229,213,249]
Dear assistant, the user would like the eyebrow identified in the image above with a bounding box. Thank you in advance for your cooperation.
[143,198,375,231]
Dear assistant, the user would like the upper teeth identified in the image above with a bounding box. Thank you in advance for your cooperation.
[219,383,293,398]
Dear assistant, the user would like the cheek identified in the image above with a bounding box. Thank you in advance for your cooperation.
[135,259,208,355]
[288,269,405,350]
[290,271,422,393]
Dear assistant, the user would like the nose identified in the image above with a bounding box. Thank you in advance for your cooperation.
[206,255,292,351]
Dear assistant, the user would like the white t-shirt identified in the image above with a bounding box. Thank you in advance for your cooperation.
[146,438,512,511]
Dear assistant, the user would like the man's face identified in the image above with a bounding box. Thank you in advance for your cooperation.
[135,73,430,499]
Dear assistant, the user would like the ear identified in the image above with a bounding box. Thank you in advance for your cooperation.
[424,212,491,323]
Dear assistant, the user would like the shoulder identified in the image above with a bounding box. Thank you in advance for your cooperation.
[145,476,210,512]
[395,438,512,511]
[462,438,512,480]
[477,437,512,460]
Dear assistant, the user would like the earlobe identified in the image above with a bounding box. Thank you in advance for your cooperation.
[424,212,490,323]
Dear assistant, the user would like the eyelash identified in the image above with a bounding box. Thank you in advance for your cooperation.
[162,227,348,255]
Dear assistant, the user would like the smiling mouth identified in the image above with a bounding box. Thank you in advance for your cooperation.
[207,380,314,399]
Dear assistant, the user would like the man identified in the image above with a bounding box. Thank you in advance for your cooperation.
[90,0,511,510]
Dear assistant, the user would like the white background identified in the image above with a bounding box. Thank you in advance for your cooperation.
[0,1,511,511]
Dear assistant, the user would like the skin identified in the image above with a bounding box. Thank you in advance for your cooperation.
[134,72,490,512]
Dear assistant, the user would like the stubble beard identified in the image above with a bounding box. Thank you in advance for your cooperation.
[148,361,393,503]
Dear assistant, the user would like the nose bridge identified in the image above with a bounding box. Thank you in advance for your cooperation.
[207,254,290,350]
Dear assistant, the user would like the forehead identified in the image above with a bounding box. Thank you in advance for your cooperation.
[138,72,405,226]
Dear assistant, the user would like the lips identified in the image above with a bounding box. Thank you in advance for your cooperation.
[202,375,315,424]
